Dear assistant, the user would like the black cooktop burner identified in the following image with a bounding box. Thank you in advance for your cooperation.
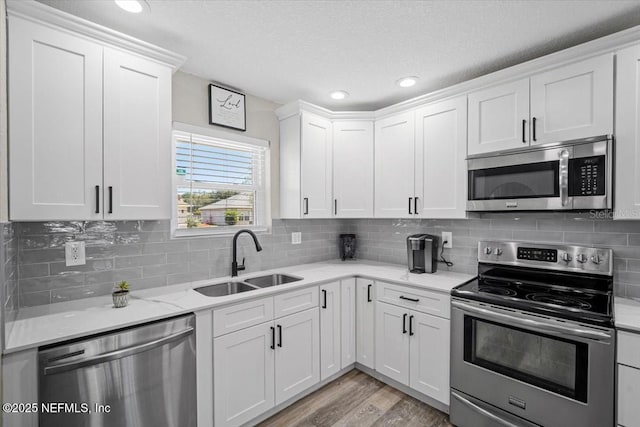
[451,263,613,327]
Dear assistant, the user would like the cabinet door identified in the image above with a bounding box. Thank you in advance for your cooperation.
[415,96,467,219]
[8,17,103,220]
[613,45,640,220]
[301,112,332,218]
[374,111,416,218]
[356,279,375,369]
[340,278,356,368]
[103,48,171,220]
[530,54,613,145]
[214,322,275,427]
[467,78,529,156]
[319,281,341,380]
[333,120,374,217]
[275,308,320,404]
[618,365,640,427]
[408,311,450,405]
[375,302,410,385]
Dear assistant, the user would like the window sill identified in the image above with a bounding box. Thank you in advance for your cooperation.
[171,226,271,239]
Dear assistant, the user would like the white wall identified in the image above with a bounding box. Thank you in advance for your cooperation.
[172,71,281,218]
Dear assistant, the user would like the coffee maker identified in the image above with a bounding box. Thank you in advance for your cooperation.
[340,234,356,261]
[407,234,438,273]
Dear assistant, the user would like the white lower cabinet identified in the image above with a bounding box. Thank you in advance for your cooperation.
[356,279,375,369]
[618,330,640,427]
[320,281,342,380]
[375,298,450,405]
[341,278,357,368]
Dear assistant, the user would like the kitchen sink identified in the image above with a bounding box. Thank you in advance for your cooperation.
[244,274,303,288]
[194,281,259,297]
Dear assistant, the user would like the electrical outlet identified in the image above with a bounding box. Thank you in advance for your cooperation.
[65,241,86,266]
[442,232,452,249]
[291,232,302,245]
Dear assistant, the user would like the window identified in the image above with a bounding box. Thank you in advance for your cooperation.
[172,124,270,236]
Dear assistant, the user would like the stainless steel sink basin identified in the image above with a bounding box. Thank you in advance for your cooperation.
[194,281,259,297]
[244,274,303,288]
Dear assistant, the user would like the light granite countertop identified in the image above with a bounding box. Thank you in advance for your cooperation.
[4,260,474,354]
[615,296,640,333]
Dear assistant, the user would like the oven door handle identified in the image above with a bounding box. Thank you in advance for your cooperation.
[451,391,521,427]
[452,300,611,342]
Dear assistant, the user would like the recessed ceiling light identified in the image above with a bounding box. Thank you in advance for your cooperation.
[396,76,419,88]
[115,0,143,13]
[329,90,349,100]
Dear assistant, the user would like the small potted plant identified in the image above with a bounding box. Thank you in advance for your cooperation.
[112,280,130,308]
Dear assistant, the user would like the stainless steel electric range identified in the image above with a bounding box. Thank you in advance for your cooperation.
[450,241,615,427]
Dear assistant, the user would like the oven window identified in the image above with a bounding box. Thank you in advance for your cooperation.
[464,316,588,402]
[468,161,559,200]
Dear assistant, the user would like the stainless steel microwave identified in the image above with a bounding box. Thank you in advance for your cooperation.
[467,136,612,211]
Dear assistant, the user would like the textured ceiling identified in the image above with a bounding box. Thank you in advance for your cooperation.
[36,0,640,110]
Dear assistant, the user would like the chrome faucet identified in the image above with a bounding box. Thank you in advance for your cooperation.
[231,229,263,277]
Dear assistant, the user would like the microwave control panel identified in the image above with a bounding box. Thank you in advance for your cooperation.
[568,156,605,196]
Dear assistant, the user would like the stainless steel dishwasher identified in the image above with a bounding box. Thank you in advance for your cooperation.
[38,314,196,427]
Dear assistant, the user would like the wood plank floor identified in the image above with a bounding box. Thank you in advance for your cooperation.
[258,370,454,427]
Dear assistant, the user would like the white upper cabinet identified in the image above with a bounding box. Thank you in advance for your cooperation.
[468,54,613,156]
[103,48,171,220]
[8,13,178,221]
[374,111,416,218]
[9,17,103,220]
[614,44,640,219]
[301,112,333,218]
[415,96,467,219]
[467,78,530,156]
[333,121,374,218]
[530,54,613,145]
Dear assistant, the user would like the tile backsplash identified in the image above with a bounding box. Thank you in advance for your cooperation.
[14,219,355,308]
[2,222,18,348]
[10,212,640,309]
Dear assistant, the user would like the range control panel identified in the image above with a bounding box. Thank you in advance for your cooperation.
[478,241,613,276]
[517,247,557,262]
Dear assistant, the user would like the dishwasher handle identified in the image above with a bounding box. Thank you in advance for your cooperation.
[43,327,194,376]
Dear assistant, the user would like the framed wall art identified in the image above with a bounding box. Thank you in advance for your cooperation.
[208,84,246,131]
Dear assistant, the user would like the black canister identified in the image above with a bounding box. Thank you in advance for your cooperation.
[339,234,356,261]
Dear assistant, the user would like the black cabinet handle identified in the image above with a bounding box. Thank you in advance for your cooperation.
[408,197,413,215]
[414,197,418,215]
[270,326,275,350]
[322,289,327,309]
[95,185,100,214]
[532,117,537,141]
[108,186,113,214]
[400,295,420,303]
[277,324,282,348]
[334,199,337,215]
[303,197,309,215]
[403,313,408,334]
[367,284,372,302]
[522,119,526,143]
[409,315,414,336]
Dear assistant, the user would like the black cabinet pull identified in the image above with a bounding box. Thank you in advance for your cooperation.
[303,197,309,215]
[414,197,418,215]
[334,199,337,215]
[409,315,414,336]
[400,295,420,303]
[95,185,100,214]
[367,284,372,302]
[277,324,282,348]
[522,119,526,143]
[532,117,537,141]
[408,197,413,215]
[108,186,113,214]
[322,289,327,309]
[402,313,408,334]
[270,326,275,350]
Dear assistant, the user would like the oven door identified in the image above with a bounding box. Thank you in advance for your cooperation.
[467,145,570,211]
[450,299,614,427]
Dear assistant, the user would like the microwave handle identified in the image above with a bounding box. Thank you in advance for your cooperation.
[560,149,569,207]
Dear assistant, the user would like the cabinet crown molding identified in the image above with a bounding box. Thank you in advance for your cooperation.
[7,0,186,70]
[275,100,375,121]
